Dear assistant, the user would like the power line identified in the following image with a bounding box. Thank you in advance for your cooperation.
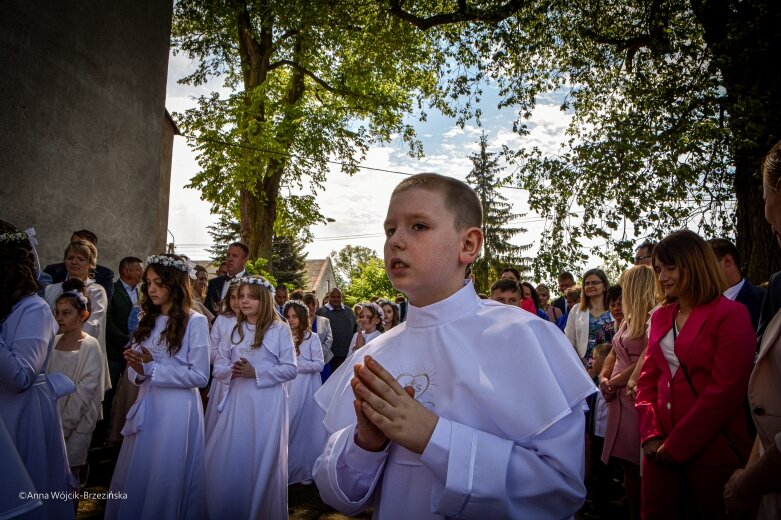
[177,133,530,190]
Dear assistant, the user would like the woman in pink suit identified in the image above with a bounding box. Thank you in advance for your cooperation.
[635,230,755,519]
[599,265,657,520]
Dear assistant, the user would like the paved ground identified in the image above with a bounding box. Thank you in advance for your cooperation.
[76,443,370,519]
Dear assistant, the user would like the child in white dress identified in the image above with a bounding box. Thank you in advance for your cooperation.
[204,280,239,440]
[205,276,297,519]
[106,254,209,520]
[47,280,104,484]
[348,301,384,355]
[285,300,327,484]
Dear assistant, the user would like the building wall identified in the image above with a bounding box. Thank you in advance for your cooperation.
[314,263,338,303]
[0,1,174,274]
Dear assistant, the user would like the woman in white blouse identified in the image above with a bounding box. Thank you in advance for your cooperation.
[304,293,333,382]
[45,240,110,392]
[565,268,614,366]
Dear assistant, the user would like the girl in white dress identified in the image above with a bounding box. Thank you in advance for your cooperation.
[44,240,110,394]
[285,300,327,484]
[205,276,297,519]
[204,280,239,440]
[47,280,104,485]
[0,221,75,519]
[348,301,384,355]
[106,254,209,520]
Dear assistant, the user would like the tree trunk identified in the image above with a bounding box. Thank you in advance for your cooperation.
[238,33,306,270]
[693,0,781,282]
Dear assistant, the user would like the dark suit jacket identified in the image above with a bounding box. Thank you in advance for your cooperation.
[552,295,568,315]
[758,272,781,343]
[636,297,755,465]
[44,262,115,299]
[106,279,134,362]
[205,276,228,316]
[735,279,765,332]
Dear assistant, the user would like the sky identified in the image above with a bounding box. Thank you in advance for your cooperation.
[164,50,576,265]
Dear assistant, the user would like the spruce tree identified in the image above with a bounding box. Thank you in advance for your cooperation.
[271,235,308,289]
[466,133,532,292]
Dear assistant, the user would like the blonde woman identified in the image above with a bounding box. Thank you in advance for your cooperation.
[45,240,110,393]
[598,265,657,520]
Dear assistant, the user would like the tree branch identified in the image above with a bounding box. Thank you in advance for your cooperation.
[387,0,526,30]
[268,59,368,101]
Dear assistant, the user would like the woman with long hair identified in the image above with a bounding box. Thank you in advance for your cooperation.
[635,230,754,518]
[106,254,209,519]
[0,220,75,518]
[536,283,563,323]
[598,266,656,520]
[565,268,614,365]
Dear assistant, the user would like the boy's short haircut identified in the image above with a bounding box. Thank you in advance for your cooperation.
[565,286,581,301]
[490,278,521,294]
[558,271,575,283]
[593,342,612,359]
[392,173,482,230]
[606,284,622,303]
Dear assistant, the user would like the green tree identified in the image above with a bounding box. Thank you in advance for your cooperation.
[206,212,241,261]
[172,1,444,266]
[386,0,781,282]
[466,133,532,291]
[272,235,307,288]
[329,244,378,288]
[343,257,397,307]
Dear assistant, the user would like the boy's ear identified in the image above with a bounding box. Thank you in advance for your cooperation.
[459,226,483,266]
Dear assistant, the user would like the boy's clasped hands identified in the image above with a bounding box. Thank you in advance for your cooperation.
[351,355,439,454]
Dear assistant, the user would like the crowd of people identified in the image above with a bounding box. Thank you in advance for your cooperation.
[1,139,781,519]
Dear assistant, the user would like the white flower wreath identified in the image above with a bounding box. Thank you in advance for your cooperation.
[236,275,275,294]
[360,301,385,320]
[146,255,197,279]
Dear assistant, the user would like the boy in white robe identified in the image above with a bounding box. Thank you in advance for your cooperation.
[313,173,597,519]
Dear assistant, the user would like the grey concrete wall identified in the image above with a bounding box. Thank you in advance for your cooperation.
[0,1,173,275]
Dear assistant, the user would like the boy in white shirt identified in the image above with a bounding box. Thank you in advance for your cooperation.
[313,173,596,518]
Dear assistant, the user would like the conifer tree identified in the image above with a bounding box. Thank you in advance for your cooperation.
[466,133,532,292]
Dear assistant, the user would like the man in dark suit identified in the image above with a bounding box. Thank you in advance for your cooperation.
[708,238,766,332]
[205,241,249,315]
[552,271,576,316]
[103,256,142,430]
[44,229,115,298]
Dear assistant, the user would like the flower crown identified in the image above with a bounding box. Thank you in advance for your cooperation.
[146,255,197,279]
[283,299,308,314]
[237,276,275,294]
[62,289,89,310]
[0,230,32,244]
[360,301,385,320]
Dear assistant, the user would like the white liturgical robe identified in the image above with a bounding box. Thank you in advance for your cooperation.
[313,282,596,519]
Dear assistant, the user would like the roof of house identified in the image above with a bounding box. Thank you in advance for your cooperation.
[305,258,332,290]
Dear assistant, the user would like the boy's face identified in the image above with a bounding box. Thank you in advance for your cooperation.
[491,289,520,306]
[384,188,477,307]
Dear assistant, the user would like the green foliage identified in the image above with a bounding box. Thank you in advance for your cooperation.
[243,258,277,287]
[329,245,396,306]
[466,133,532,292]
[206,212,241,261]
[329,245,378,288]
[342,257,397,308]
[171,1,447,260]
[382,0,781,281]
[272,236,307,289]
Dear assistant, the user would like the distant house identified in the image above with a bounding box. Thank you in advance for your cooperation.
[305,258,338,302]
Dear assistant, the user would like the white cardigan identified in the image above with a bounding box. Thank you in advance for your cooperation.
[564,305,615,359]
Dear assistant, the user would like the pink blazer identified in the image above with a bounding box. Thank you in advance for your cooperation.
[635,296,754,465]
